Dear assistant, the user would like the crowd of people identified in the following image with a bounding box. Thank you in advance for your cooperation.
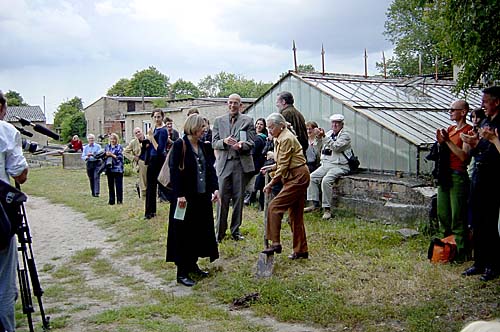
[2,85,499,330]
[430,87,500,282]
[77,87,500,288]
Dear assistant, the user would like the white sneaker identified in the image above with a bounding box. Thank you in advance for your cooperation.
[322,211,332,220]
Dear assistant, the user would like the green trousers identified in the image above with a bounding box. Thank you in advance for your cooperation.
[437,172,469,252]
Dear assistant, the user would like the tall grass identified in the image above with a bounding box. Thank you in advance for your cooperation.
[17,167,500,332]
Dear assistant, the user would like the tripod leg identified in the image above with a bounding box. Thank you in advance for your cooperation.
[17,259,35,332]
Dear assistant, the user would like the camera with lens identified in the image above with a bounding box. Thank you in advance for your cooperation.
[322,148,332,156]
[21,138,38,154]
[94,149,113,166]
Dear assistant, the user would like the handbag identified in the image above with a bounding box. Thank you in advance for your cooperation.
[342,149,360,173]
[157,139,186,189]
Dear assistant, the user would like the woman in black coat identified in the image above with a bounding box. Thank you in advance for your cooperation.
[166,114,220,287]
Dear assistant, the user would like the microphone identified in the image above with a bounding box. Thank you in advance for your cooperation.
[16,116,60,141]
[14,126,34,137]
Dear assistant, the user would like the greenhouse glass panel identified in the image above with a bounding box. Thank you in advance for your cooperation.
[381,128,396,171]
[367,121,382,170]
[309,87,321,121]
[395,136,411,173]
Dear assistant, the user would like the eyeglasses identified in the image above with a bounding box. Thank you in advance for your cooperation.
[449,108,463,112]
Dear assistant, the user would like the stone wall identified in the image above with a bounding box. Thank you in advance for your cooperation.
[333,172,436,225]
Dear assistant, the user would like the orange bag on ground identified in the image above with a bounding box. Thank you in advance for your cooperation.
[428,235,457,263]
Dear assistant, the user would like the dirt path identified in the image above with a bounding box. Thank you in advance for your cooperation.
[23,196,324,332]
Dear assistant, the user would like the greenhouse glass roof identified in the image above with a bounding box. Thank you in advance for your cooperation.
[296,73,483,146]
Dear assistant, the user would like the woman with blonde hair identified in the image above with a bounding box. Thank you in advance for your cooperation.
[104,133,124,205]
[166,114,220,287]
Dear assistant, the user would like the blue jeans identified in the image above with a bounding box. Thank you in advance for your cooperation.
[0,237,17,332]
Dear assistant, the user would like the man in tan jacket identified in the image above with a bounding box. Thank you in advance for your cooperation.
[123,127,148,198]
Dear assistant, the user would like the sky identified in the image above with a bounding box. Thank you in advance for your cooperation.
[0,0,394,123]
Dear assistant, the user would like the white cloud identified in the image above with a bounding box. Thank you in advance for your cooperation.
[1,0,394,122]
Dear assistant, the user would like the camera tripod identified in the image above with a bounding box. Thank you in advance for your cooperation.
[0,181,50,331]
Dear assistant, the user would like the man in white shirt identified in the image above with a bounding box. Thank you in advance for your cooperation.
[0,90,29,332]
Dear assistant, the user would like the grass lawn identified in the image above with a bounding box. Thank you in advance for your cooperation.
[16,166,500,332]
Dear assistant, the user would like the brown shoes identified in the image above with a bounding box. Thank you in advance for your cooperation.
[288,252,309,260]
[261,244,282,255]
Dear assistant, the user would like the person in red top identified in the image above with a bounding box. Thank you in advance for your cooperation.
[66,135,83,152]
[436,99,473,261]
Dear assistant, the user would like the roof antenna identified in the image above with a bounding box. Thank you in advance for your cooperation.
[382,51,387,79]
[434,55,438,81]
[293,40,298,72]
[321,44,325,75]
[364,48,368,78]
[418,53,422,75]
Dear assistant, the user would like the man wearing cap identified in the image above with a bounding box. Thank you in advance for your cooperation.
[304,114,351,220]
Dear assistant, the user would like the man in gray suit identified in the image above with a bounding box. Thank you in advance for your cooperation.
[212,94,256,242]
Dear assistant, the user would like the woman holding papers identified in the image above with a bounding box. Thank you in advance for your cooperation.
[166,114,220,287]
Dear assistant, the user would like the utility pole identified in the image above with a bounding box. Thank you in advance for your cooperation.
[321,44,325,75]
[364,49,368,78]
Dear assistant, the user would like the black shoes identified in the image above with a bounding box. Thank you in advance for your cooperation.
[144,213,156,220]
[288,252,309,260]
[479,268,498,282]
[262,244,282,255]
[177,276,196,287]
[462,266,484,276]
[232,234,245,241]
[192,268,209,278]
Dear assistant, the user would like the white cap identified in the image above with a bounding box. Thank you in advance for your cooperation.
[330,114,344,122]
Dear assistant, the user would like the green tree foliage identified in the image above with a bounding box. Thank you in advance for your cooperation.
[379,0,451,77]
[281,64,316,78]
[439,0,500,92]
[60,111,86,142]
[152,99,168,108]
[198,72,272,98]
[53,97,83,130]
[128,66,170,97]
[297,64,316,73]
[5,90,28,106]
[107,78,132,96]
[171,78,201,98]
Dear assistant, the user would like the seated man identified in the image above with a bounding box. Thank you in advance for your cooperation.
[304,114,351,220]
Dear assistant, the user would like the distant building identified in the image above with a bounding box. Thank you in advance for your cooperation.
[84,96,255,143]
[5,105,49,146]
[245,72,483,176]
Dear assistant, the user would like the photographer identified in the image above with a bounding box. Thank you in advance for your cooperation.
[0,90,29,332]
[81,134,102,197]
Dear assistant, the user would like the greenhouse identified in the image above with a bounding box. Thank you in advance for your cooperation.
[245,72,483,175]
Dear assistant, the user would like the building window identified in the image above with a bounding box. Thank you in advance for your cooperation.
[127,101,136,112]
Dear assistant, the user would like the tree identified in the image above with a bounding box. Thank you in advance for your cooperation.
[107,78,132,96]
[198,72,272,98]
[5,90,28,106]
[60,112,86,142]
[378,0,451,77]
[53,97,83,130]
[438,0,500,92]
[171,79,201,99]
[281,64,316,78]
[127,66,170,97]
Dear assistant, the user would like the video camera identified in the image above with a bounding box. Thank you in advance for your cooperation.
[14,117,61,154]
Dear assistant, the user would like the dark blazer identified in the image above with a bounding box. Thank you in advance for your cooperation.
[170,135,218,199]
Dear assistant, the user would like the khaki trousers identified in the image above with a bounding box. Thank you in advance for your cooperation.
[266,165,310,254]
[137,160,148,198]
